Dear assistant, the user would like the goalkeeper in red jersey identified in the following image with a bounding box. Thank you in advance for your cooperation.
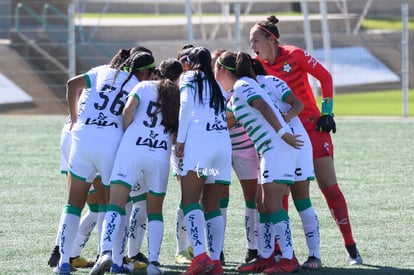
[249,15,362,266]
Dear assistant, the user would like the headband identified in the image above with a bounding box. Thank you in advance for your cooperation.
[123,63,156,72]
[217,59,236,71]
[256,24,279,41]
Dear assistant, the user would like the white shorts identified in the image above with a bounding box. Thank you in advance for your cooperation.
[68,127,123,186]
[258,142,299,186]
[295,133,315,182]
[60,124,71,174]
[129,173,148,197]
[232,146,259,180]
[170,145,181,176]
[179,133,232,185]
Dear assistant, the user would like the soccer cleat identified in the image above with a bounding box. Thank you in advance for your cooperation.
[220,251,226,266]
[244,248,258,263]
[238,255,275,273]
[110,262,134,274]
[181,252,214,275]
[70,255,95,268]
[130,251,149,264]
[263,256,301,274]
[175,250,193,265]
[347,250,363,265]
[53,262,71,275]
[210,259,224,275]
[301,256,321,269]
[132,261,147,269]
[346,244,363,265]
[48,245,60,267]
[89,251,112,275]
[147,261,164,275]
[187,246,194,257]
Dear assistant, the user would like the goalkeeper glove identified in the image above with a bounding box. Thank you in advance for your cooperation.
[316,97,336,133]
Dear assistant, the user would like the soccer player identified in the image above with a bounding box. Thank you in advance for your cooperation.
[252,59,322,269]
[249,15,362,265]
[90,58,182,275]
[215,50,303,274]
[54,51,155,275]
[176,47,232,275]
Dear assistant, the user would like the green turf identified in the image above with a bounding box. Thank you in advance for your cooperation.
[0,116,413,274]
[316,89,414,117]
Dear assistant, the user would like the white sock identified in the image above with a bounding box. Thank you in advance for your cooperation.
[175,206,189,254]
[127,200,147,258]
[274,219,294,260]
[245,206,258,250]
[147,218,164,263]
[58,205,81,265]
[54,208,65,246]
[112,214,127,266]
[96,205,106,255]
[205,211,224,261]
[100,206,122,254]
[71,210,98,258]
[184,206,206,257]
[258,219,274,259]
[298,206,320,259]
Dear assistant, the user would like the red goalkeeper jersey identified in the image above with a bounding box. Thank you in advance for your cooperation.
[258,45,333,131]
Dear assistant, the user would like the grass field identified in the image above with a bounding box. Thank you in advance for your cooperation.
[1,116,414,275]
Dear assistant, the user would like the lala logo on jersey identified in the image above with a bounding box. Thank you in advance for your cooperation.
[206,116,226,132]
[135,130,168,150]
[283,62,292,73]
[85,112,119,128]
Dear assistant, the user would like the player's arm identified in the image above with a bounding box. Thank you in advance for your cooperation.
[123,93,139,131]
[282,91,304,123]
[295,49,336,133]
[66,74,88,128]
[250,97,303,149]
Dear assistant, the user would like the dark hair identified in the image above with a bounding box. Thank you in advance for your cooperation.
[251,58,267,76]
[217,51,256,80]
[118,51,155,92]
[153,58,183,133]
[177,44,195,59]
[256,15,280,40]
[109,46,153,69]
[177,46,194,65]
[187,47,226,114]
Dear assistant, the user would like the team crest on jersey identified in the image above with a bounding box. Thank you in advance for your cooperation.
[283,62,292,73]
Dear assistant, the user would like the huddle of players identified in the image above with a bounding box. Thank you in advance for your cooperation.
[49,15,362,275]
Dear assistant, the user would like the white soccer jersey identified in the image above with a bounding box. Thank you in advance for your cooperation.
[176,71,231,183]
[110,81,173,193]
[256,75,315,181]
[228,76,291,155]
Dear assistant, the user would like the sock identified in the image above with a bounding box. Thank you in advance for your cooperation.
[127,198,147,258]
[147,214,164,263]
[205,210,224,261]
[183,203,206,258]
[112,214,127,266]
[96,204,106,255]
[175,202,189,255]
[321,183,355,246]
[272,210,293,260]
[258,213,275,259]
[245,200,258,250]
[219,197,229,254]
[294,199,320,259]
[59,204,82,266]
[100,204,125,254]
[71,204,99,258]
[54,208,66,246]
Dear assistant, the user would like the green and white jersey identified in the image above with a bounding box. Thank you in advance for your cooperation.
[229,76,290,155]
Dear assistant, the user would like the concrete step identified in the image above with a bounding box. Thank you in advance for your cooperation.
[76,14,358,43]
